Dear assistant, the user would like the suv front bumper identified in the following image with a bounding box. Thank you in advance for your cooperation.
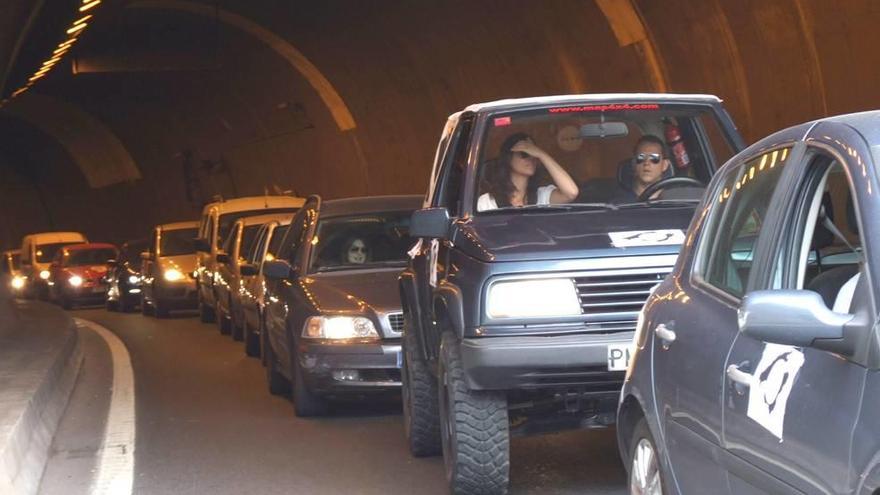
[460,331,633,392]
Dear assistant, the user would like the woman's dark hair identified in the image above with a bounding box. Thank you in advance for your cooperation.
[485,132,539,207]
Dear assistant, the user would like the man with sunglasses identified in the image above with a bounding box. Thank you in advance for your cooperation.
[612,134,672,203]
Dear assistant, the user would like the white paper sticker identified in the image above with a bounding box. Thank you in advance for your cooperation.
[608,229,685,248]
[428,239,440,287]
[746,344,805,440]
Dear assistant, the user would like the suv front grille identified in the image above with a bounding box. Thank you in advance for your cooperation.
[387,312,404,334]
[574,267,672,317]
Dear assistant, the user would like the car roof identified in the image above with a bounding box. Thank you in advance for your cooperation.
[65,243,116,252]
[461,93,724,114]
[319,195,424,217]
[741,109,880,158]
[3,249,20,256]
[159,220,198,231]
[236,212,295,227]
[202,195,306,214]
[24,232,88,243]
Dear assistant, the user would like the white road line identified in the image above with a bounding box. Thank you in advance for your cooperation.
[75,318,136,495]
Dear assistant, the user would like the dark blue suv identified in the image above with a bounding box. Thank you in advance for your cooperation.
[400,94,745,494]
[619,111,880,494]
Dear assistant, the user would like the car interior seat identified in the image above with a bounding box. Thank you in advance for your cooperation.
[806,192,860,309]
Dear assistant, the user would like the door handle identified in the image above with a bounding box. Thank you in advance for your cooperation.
[654,323,676,349]
[726,362,752,395]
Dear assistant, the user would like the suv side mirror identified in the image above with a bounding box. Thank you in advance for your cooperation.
[410,207,451,239]
[263,259,296,280]
[240,263,258,277]
[216,252,230,264]
[739,290,853,352]
[193,238,211,253]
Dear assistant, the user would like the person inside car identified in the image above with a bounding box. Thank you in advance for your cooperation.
[343,237,370,264]
[613,134,673,202]
[477,132,579,211]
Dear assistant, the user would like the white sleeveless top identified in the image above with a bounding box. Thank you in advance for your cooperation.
[476,185,557,212]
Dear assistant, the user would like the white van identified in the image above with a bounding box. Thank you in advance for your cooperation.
[194,196,304,323]
[20,231,88,299]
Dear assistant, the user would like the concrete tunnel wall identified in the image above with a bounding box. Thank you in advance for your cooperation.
[1,0,879,248]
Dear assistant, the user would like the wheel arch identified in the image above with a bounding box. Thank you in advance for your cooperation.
[617,393,647,468]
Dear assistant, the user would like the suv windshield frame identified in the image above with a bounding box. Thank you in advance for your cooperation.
[463,100,742,219]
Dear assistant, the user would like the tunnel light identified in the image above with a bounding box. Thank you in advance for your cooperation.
[28,74,45,82]
[73,14,93,26]
[67,23,88,35]
[42,57,61,67]
[53,46,70,55]
[80,0,101,12]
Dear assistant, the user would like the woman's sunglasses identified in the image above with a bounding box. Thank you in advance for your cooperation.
[635,152,662,165]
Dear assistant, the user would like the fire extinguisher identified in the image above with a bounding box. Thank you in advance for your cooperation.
[664,119,690,170]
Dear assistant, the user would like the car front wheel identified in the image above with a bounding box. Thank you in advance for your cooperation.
[290,342,328,417]
[629,419,664,495]
[439,332,509,495]
[402,314,441,457]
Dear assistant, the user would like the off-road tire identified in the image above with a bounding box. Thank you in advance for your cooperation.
[402,314,442,457]
[291,342,329,417]
[264,333,289,396]
[439,332,509,495]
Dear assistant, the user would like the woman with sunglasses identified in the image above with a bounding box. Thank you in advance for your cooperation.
[477,132,578,212]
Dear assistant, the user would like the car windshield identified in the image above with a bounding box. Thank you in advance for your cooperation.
[217,209,297,247]
[161,228,198,256]
[308,211,413,273]
[121,240,149,265]
[36,242,82,263]
[474,103,735,213]
[66,248,117,267]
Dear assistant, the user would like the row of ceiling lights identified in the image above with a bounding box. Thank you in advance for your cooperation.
[1,0,102,107]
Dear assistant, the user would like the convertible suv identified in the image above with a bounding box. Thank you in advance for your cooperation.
[618,111,880,495]
[399,94,744,494]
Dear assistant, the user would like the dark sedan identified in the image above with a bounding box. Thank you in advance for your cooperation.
[261,195,422,416]
[105,238,149,312]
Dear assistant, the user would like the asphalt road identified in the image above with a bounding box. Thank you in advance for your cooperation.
[42,307,628,495]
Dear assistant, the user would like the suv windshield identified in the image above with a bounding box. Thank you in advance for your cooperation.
[474,103,734,213]
[161,228,198,256]
[308,211,413,273]
[66,248,117,267]
[217,209,297,247]
[36,242,83,263]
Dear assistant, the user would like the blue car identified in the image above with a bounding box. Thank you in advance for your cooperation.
[618,111,880,494]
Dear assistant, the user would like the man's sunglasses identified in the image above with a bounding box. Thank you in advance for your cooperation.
[635,152,662,165]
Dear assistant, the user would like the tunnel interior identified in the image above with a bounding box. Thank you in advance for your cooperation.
[1,0,879,248]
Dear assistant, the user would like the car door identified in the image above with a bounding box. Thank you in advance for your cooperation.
[651,144,798,493]
[722,131,872,494]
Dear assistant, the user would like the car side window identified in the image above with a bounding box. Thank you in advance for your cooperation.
[151,229,159,255]
[280,210,311,266]
[432,117,473,216]
[698,147,792,298]
[222,224,238,254]
[248,226,267,264]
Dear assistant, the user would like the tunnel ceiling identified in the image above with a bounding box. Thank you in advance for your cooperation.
[1,0,880,250]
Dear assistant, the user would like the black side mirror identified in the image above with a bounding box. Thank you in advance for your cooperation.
[410,207,451,239]
[240,263,258,277]
[193,238,211,253]
[216,252,230,264]
[263,259,296,280]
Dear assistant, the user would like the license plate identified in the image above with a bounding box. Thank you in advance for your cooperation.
[607,343,633,371]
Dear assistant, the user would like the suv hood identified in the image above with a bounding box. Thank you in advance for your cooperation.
[457,205,697,262]
[302,267,404,314]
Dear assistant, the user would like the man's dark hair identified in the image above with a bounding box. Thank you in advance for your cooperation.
[633,134,667,158]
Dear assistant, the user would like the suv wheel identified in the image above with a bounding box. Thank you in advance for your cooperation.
[629,419,664,495]
[438,332,509,495]
[264,333,289,396]
[402,315,441,457]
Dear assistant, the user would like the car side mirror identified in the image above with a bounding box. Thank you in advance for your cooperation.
[263,259,296,280]
[193,238,211,253]
[410,207,451,239]
[216,252,230,264]
[140,251,153,261]
[106,259,119,267]
[738,290,853,352]
[240,263,258,277]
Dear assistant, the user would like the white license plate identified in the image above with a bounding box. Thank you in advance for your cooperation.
[607,343,633,371]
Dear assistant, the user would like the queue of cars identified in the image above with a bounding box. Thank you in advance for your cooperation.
[5,93,878,495]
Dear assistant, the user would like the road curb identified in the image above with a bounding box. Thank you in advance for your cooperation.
[0,302,84,495]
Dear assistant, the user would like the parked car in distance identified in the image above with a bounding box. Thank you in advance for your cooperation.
[618,111,880,495]
[194,195,305,324]
[262,195,422,416]
[105,238,149,312]
[238,217,291,358]
[48,243,118,309]
[20,231,88,300]
[399,94,745,494]
[2,249,25,295]
[214,212,293,338]
[140,221,199,318]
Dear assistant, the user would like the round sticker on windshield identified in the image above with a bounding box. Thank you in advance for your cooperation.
[557,125,582,152]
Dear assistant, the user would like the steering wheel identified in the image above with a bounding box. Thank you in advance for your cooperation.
[638,177,705,202]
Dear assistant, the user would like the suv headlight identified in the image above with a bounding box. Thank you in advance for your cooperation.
[303,316,379,340]
[163,269,184,282]
[486,278,582,319]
